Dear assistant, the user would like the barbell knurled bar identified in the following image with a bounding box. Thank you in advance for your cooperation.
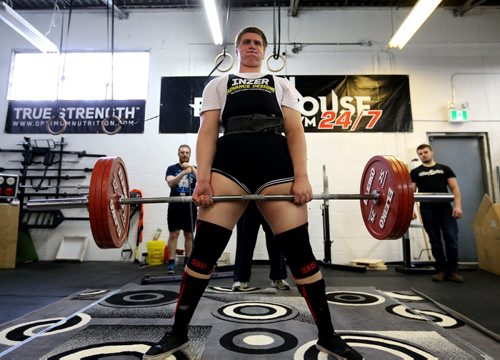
[25,193,380,210]
[25,192,453,210]
[26,192,453,211]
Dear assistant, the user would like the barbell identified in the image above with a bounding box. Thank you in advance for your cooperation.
[26,155,454,249]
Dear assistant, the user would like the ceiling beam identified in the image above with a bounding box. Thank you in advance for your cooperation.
[454,0,488,16]
[99,0,129,19]
[289,0,300,17]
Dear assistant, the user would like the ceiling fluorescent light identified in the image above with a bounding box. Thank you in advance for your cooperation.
[0,2,58,53]
[388,0,442,49]
[203,0,223,45]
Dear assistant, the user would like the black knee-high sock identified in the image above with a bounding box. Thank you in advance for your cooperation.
[297,279,335,340]
[274,224,335,340]
[171,220,232,337]
[172,273,209,336]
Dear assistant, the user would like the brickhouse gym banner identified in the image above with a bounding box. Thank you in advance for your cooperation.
[159,75,413,134]
[5,100,146,134]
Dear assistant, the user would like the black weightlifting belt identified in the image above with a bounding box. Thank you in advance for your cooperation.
[223,114,284,135]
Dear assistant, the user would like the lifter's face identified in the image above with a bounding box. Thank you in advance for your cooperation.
[417,147,434,165]
[178,147,191,163]
[236,32,265,71]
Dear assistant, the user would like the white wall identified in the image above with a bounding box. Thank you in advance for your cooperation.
[0,7,499,264]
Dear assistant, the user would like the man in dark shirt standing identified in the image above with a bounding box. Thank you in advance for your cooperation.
[410,144,463,282]
[165,144,197,274]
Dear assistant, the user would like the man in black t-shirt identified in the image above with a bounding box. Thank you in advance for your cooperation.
[410,144,463,283]
[165,144,197,274]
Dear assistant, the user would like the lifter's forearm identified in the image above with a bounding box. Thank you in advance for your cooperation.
[196,111,220,184]
[283,107,308,180]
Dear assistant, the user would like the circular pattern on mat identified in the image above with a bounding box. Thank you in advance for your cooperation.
[326,291,385,306]
[386,304,464,329]
[220,327,298,354]
[293,333,438,359]
[0,314,91,346]
[100,290,178,308]
[45,342,188,359]
[213,301,298,324]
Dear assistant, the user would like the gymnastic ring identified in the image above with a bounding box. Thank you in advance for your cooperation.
[215,52,234,72]
[47,116,67,135]
[101,115,123,135]
[266,54,286,72]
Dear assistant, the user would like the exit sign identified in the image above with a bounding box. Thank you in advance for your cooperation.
[448,109,468,122]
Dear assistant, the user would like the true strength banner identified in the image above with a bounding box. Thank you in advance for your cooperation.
[159,75,412,133]
[5,100,145,134]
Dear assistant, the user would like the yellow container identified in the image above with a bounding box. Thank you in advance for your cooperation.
[147,240,166,266]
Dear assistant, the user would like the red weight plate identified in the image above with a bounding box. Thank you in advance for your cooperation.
[89,157,130,248]
[102,157,130,248]
[392,156,414,236]
[380,156,407,239]
[359,155,408,240]
[89,158,111,248]
[105,157,130,248]
[95,158,117,248]
[391,157,411,239]
[386,156,413,239]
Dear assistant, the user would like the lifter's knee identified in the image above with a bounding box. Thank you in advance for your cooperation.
[274,223,321,283]
[186,220,232,278]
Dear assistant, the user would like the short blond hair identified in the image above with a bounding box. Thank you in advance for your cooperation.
[234,26,268,49]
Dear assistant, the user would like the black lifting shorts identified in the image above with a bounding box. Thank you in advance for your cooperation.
[212,133,294,194]
[167,203,198,232]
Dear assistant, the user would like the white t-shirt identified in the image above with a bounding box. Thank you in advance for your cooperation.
[200,73,302,121]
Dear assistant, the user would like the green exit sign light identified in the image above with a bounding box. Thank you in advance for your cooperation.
[448,109,468,122]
